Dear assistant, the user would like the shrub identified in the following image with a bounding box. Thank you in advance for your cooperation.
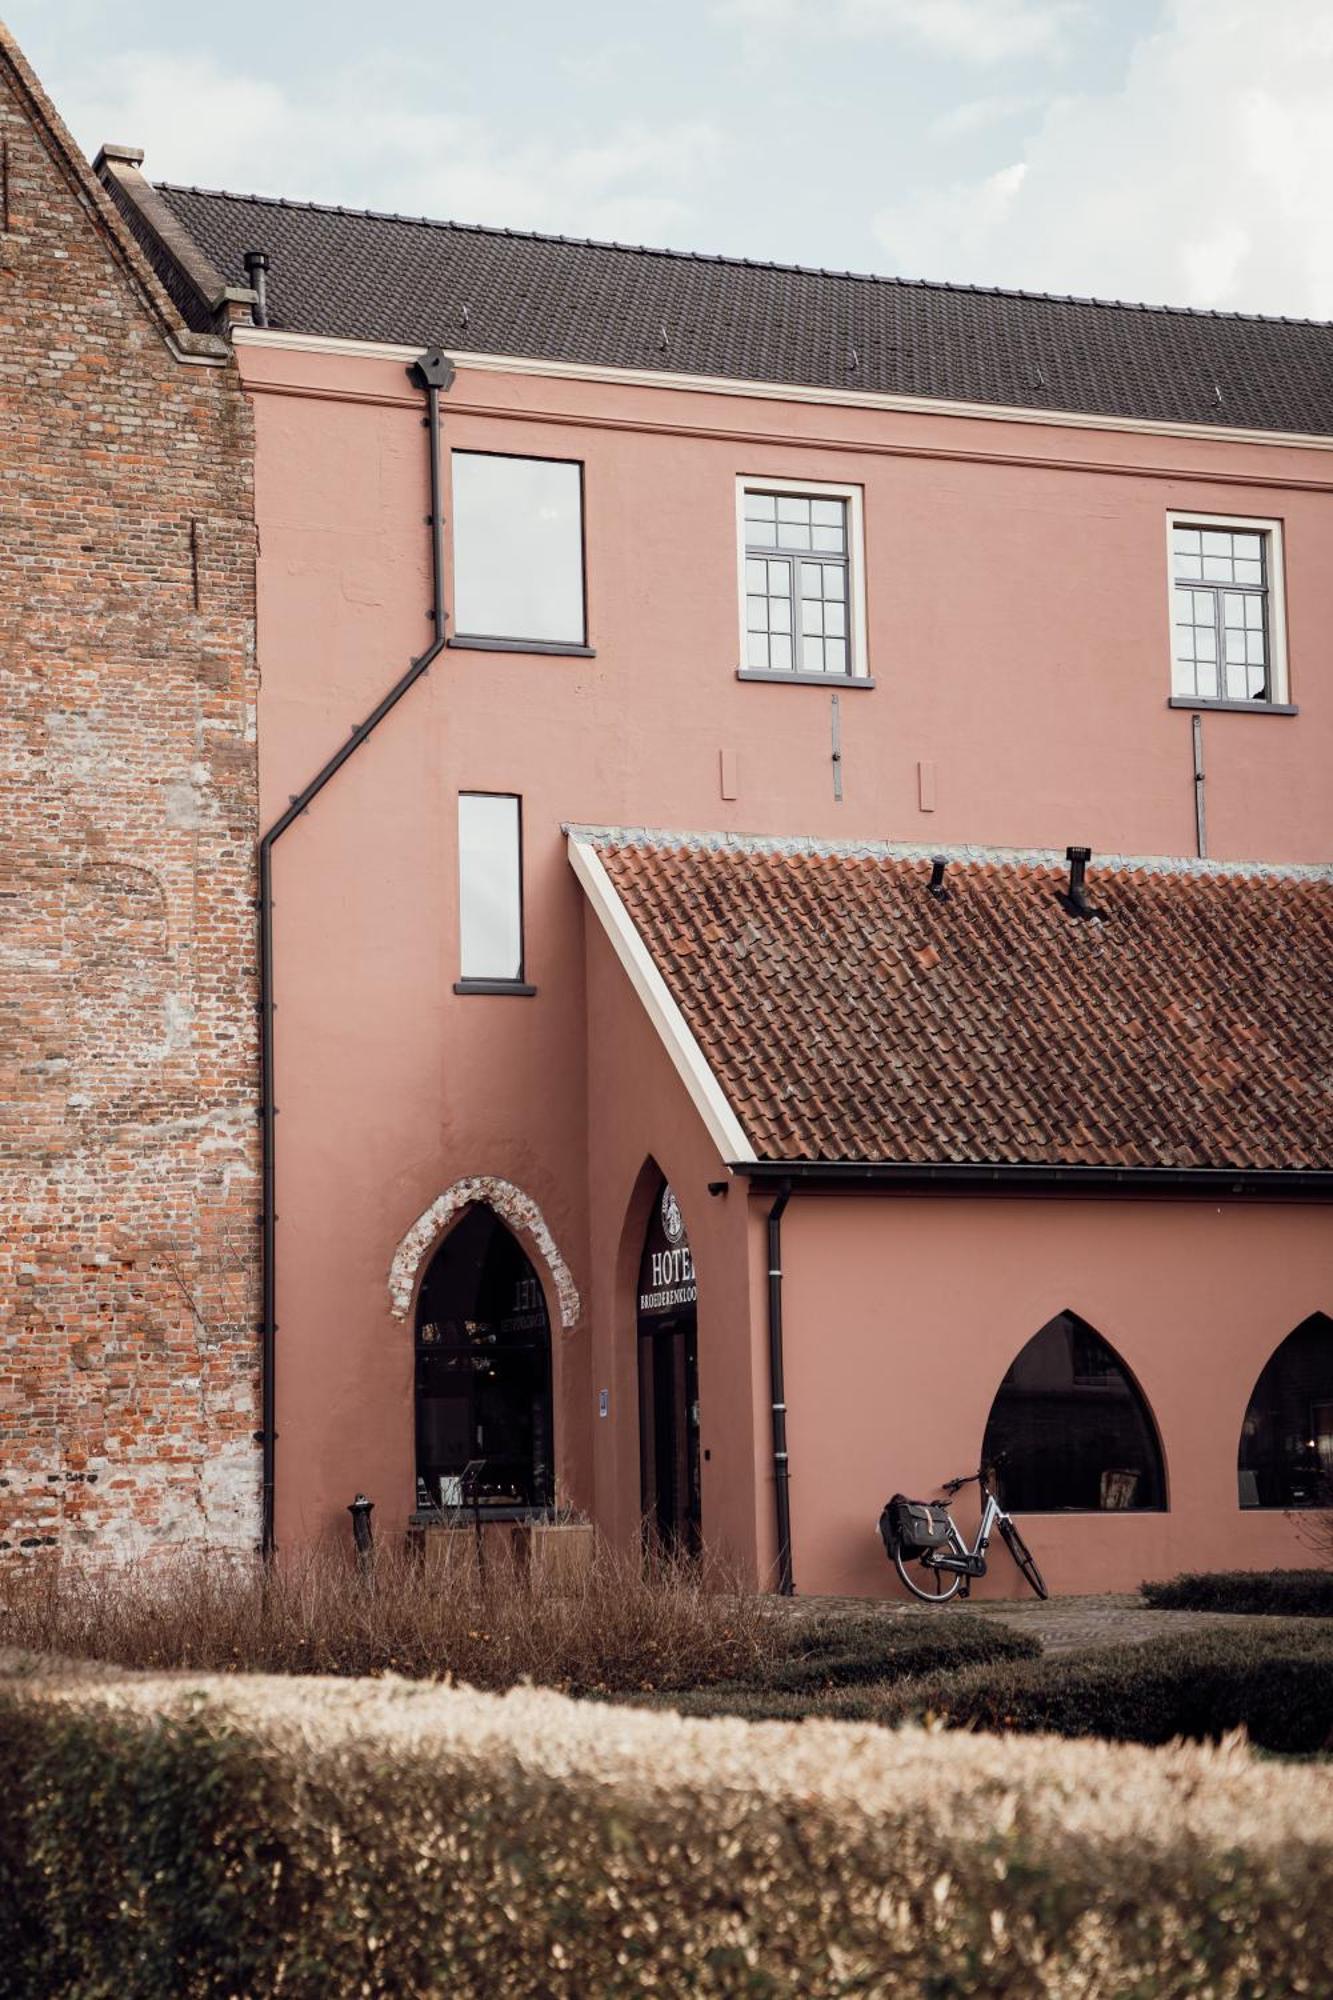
[882,1625,1333,1754]
[0,1542,774,1696]
[642,1609,1039,1720]
[1143,1568,1333,1617]
[2,1661,1331,1998]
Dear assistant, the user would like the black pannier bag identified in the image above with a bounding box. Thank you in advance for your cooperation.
[880,1493,953,1559]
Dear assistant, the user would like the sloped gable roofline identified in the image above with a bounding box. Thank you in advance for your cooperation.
[567,832,755,1167]
[0,24,228,366]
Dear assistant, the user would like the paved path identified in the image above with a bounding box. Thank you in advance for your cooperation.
[782,1591,1326,1654]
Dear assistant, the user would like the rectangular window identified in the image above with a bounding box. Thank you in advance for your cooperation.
[736,478,868,682]
[452,452,586,650]
[1167,513,1288,706]
[457,793,527,989]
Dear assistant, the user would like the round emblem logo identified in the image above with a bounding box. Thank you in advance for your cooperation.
[661,1185,684,1244]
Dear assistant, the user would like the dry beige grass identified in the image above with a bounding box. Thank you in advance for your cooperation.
[0,1538,771,1692]
[2,1656,1330,1997]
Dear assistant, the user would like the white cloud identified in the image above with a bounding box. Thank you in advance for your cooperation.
[872,0,1333,316]
[721,0,1084,64]
[930,93,1041,139]
[53,48,725,242]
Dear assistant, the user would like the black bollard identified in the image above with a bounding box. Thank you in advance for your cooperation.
[348,1493,375,1574]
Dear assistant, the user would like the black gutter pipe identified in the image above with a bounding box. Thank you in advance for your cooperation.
[256,347,456,1558]
[766,1182,794,1596]
[734,1159,1333,1200]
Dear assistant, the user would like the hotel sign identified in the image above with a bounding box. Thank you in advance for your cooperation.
[637,1182,697,1319]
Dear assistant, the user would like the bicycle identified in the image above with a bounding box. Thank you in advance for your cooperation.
[879,1469,1048,1602]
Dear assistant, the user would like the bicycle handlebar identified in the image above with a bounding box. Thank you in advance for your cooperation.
[939,1471,978,1496]
[932,1464,996,1496]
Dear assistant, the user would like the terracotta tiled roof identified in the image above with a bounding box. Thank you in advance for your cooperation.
[588,834,1333,1171]
[145,183,1333,436]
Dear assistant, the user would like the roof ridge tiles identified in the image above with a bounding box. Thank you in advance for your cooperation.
[151,180,1333,332]
[563,825,1333,882]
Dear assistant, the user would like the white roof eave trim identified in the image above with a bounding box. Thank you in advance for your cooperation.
[232,324,1333,453]
[567,833,755,1167]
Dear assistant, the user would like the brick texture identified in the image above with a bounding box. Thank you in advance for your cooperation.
[0,37,259,1555]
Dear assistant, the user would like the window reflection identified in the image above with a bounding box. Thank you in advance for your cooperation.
[453,452,585,645]
[982,1312,1165,1513]
[458,793,522,982]
[1171,521,1270,702]
[1238,1314,1333,1508]
[743,488,850,675]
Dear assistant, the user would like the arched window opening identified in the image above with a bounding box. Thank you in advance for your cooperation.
[1238,1313,1333,1509]
[414,1205,553,1517]
[981,1312,1166,1514]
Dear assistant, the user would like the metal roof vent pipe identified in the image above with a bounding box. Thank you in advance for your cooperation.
[1061,845,1101,920]
[927,855,950,900]
[243,249,270,326]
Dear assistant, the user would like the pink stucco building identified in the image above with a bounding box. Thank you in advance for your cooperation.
[98,155,1333,1596]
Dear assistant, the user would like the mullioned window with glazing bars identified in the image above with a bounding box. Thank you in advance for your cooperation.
[1171,524,1270,701]
[744,491,850,676]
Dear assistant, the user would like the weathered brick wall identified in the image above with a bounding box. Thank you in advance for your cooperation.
[0,42,259,1554]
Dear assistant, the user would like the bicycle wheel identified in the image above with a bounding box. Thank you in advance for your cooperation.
[999,1519,1048,1599]
[893,1544,963,1604]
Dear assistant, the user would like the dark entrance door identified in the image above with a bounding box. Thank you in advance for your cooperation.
[636,1181,700,1555]
[414,1205,553,1516]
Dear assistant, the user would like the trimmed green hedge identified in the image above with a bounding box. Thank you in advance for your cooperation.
[647,1610,1040,1720]
[1142,1568,1333,1618]
[3,1660,1332,1996]
[735,1608,1039,1688]
[884,1626,1333,1754]
[651,1626,1333,1750]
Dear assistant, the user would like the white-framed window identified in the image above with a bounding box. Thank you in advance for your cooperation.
[1166,511,1289,706]
[456,792,530,993]
[736,476,869,683]
[451,452,587,652]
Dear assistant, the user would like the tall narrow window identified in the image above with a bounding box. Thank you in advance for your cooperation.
[452,452,587,651]
[457,793,529,992]
[1168,513,1288,706]
[736,477,868,683]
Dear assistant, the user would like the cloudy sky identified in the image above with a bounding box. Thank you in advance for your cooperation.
[9,0,1333,317]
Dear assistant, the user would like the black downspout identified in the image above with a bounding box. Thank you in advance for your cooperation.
[256,346,456,1558]
[766,1183,794,1595]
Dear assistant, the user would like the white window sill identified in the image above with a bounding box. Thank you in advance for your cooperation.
[1168,696,1298,716]
[453,979,538,997]
[737,668,875,689]
[448,635,595,658]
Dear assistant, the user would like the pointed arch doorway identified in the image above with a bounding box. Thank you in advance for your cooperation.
[414,1204,553,1516]
[636,1180,701,1556]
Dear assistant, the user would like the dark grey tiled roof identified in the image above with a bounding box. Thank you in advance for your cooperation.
[155,183,1333,435]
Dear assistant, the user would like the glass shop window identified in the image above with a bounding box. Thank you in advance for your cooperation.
[1238,1313,1333,1509]
[457,792,525,988]
[981,1311,1166,1513]
[452,451,586,649]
